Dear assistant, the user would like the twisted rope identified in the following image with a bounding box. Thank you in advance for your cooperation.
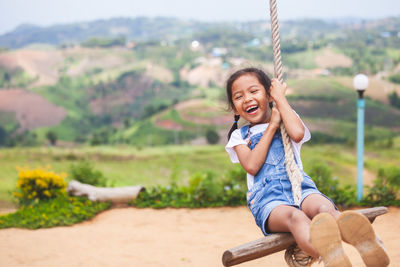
[269,0,303,206]
[284,245,316,267]
[269,1,315,266]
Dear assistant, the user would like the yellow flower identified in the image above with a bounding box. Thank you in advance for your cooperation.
[35,179,48,188]
[12,192,22,198]
[16,166,67,200]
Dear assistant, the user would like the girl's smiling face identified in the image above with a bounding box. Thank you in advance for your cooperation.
[231,74,271,126]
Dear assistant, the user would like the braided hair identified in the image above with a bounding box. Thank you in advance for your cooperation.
[226,67,271,140]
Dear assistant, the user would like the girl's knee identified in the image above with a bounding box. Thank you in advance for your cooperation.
[288,209,309,226]
[317,205,339,219]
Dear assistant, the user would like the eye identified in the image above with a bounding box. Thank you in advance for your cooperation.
[234,95,242,100]
[251,89,259,93]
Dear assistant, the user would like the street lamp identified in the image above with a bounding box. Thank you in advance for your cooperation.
[353,74,369,202]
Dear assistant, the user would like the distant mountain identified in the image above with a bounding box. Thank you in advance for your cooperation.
[0,17,349,49]
[0,17,235,49]
[2,16,399,50]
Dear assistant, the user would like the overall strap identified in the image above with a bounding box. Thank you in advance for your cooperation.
[240,125,250,139]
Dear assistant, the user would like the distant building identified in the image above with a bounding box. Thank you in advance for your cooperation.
[211,47,228,57]
[246,38,261,47]
[126,42,135,49]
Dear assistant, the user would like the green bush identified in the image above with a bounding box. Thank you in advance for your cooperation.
[81,36,126,48]
[46,130,57,146]
[220,166,247,206]
[307,161,356,207]
[133,162,400,209]
[0,195,110,229]
[308,132,347,145]
[388,91,400,109]
[362,167,400,206]
[69,160,107,187]
[132,168,247,208]
[388,73,400,84]
[205,129,220,144]
[13,167,67,206]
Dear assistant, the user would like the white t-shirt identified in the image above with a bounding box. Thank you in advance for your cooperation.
[225,119,311,190]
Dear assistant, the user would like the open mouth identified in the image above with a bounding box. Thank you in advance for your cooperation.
[246,105,259,114]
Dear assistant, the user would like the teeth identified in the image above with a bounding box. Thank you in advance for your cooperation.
[246,106,258,113]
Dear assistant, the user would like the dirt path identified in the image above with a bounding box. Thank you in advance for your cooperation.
[0,207,399,267]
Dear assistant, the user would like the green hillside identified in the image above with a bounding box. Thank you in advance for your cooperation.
[0,16,399,147]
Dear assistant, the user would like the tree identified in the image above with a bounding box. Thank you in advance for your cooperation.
[205,129,219,144]
[0,126,7,146]
[46,131,57,146]
[388,91,400,109]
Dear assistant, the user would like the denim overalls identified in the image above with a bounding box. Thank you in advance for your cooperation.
[240,125,330,236]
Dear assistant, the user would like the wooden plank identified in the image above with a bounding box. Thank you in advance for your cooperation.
[222,207,388,266]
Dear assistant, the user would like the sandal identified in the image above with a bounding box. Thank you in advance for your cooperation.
[337,210,390,267]
[310,213,352,267]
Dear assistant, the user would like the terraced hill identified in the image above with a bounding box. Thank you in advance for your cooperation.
[0,16,399,146]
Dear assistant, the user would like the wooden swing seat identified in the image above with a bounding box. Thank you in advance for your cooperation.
[222,206,388,266]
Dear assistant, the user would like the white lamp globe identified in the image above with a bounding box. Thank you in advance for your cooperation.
[353,74,369,91]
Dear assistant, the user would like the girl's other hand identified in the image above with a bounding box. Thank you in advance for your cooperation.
[270,78,287,102]
[270,107,281,129]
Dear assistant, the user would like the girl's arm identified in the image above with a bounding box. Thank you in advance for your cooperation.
[233,108,281,176]
[270,79,305,143]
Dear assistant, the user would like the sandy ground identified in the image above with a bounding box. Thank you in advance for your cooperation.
[0,207,399,267]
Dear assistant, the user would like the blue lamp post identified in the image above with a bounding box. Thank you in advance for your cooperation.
[353,74,369,202]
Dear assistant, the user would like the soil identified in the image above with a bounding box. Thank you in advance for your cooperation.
[0,89,66,132]
[0,49,63,86]
[314,48,353,69]
[0,206,399,267]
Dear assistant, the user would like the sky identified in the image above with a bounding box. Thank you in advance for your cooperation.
[1,0,400,35]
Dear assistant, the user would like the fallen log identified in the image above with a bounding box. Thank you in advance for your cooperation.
[222,207,388,266]
[67,180,145,203]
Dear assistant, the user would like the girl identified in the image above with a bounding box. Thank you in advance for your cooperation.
[225,67,389,267]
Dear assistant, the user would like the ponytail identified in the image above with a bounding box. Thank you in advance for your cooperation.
[227,115,240,140]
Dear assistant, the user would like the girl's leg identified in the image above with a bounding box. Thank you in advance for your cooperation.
[267,205,319,258]
[301,193,340,220]
[303,194,352,266]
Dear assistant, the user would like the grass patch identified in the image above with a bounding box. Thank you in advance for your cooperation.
[288,76,354,98]
[0,111,19,132]
[285,49,318,69]
[1,140,400,207]
[0,195,110,229]
[0,145,232,204]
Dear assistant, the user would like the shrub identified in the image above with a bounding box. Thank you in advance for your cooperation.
[307,161,356,207]
[388,91,400,109]
[205,129,220,144]
[69,160,107,187]
[388,73,400,84]
[46,130,57,146]
[362,167,400,206]
[13,167,67,206]
[220,166,247,206]
[0,195,110,229]
[132,168,247,208]
[188,172,223,205]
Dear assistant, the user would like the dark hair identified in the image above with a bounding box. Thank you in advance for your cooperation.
[226,67,272,140]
